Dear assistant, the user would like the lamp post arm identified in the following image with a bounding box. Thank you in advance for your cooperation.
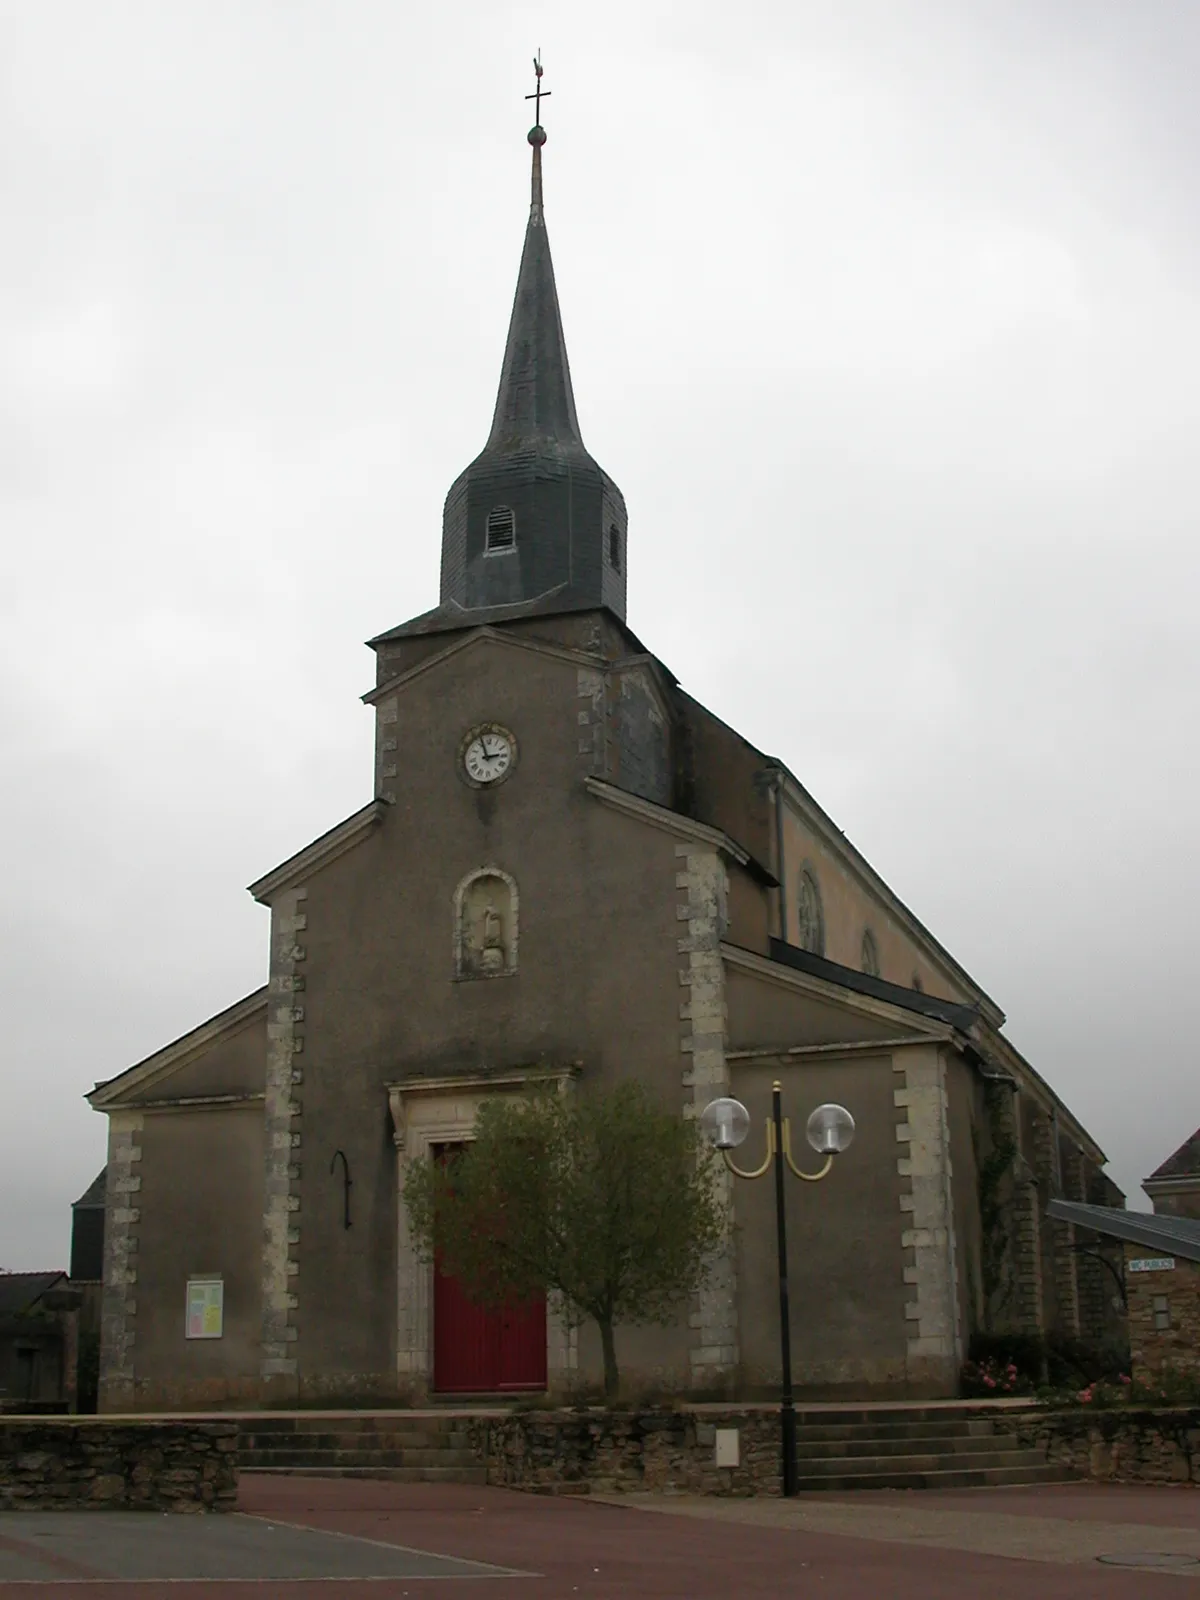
[722,1120,775,1181]
[780,1119,834,1182]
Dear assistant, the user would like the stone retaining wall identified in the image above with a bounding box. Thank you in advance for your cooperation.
[0,1420,238,1510]
[471,1408,781,1496]
[473,1405,1200,1496]
[991,1407,1200,1486]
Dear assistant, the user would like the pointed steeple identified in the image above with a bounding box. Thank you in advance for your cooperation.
[437,74,628,622]
[484,128,583,451]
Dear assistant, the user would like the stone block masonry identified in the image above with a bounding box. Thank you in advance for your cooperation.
[1126,1246,1200,1380]
[98,1112,143,1411]
[261,885,307,1396]
[475,1407,781,1497]
[675,844,738,1389]
[893,1047,961,1390]
[992,1406,1200,1486]
[480,1405,1200,1495]
[0,1420,238,1511]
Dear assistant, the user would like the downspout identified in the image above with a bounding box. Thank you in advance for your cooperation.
[773,768,788,942]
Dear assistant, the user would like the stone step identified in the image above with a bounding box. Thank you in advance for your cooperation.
[794,1448,1048,1477]
[240,1430,472,1453]
[791,1419,999,1443]
[794,1462,1073,1493]
[241,1448,482,1471]
[242,1466,488,1485]
[789,1434,1023,1462]
[238,1418,474,1437]
[792,1407,1029,1426]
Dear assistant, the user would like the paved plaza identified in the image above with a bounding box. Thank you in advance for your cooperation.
[0,1474,1196,1595]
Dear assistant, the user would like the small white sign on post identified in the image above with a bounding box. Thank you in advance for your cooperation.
[1128,1257,1175,1274]
[186,1278,224,1339]
[714,1428,740,1469]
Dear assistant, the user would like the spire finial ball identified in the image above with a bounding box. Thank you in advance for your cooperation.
[528,124,547,147]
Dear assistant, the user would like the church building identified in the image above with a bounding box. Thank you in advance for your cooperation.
[88,103,1123,1412]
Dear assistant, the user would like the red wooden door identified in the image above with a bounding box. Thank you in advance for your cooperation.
[432,1145,547,1394]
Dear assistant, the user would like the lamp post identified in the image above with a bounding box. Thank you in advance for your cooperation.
[699,1084,855,1498]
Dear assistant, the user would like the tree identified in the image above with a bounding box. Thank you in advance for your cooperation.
[402,1081,728,1401]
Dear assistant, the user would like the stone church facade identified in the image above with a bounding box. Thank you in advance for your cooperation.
[89,119,1122,1412]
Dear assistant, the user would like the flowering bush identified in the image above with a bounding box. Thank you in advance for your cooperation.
[960,1357,1031,1397]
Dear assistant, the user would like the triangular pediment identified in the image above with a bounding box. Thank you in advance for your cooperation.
[88,988,267,1112]
[724,943,959,1052]
[363,625,605,707]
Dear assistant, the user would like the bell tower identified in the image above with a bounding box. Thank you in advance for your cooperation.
[438,61,628,622]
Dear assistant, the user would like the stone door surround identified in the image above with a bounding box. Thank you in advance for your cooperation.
[386,1067,579,1397]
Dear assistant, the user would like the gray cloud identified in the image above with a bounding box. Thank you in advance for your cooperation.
[2,0,1197,1265]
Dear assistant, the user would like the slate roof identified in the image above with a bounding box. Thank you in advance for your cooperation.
[763,938,983,1031]
[485,139,584,454]
[72,1170,106,1210]
[1046,1200,1200,1266]
[0,1272,66,1317]
[1146,1128,1200,1184]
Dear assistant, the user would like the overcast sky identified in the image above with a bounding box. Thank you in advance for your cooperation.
[2,1,1197,1269]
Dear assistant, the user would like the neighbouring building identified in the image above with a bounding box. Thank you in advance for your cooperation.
[85,95,1123,1413]
[70,1171,106,1284]
[1047,1199,1199,1382]
[1142,1128,1200,1221]
[0,1274,78,1413]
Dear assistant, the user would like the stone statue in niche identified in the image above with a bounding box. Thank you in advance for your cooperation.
[458,871,516,978]
[480,901,505,973]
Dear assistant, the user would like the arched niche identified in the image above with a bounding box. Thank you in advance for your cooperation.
[454,867,519,980]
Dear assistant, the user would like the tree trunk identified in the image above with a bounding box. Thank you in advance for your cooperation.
[599,1318,620,1403]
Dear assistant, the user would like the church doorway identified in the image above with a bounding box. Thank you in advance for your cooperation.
[432,1144,547,1394]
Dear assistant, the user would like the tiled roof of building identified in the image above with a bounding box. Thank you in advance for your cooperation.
[0,1272,67,1317]
[764,938,982,1031]
[1146,1128,1200,1183]
[72,1169,106,1209]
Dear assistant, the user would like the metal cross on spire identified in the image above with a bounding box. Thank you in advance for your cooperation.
[525,51,550,126]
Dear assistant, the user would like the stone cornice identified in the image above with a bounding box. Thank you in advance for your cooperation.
[88,990,268,1111]
[363,627,605,707]
[247,799,388,904]
[137,1093,265,1114]
[1143,1174,1200,1194]
[727,1036,951,1061]
[584,778,749,865]
[386,1065,581,1149]
[721,942,953,1039]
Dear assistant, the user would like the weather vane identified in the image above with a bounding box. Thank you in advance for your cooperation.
[525,51,550,127]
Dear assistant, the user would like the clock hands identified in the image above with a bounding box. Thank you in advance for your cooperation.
[462,726,515,785]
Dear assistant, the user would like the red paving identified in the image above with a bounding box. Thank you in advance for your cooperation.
[815,1482,1200,1527]
[0,1474,1196,1596]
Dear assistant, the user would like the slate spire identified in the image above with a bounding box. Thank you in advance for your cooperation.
[483,126,583,452]
[438,77,628,621]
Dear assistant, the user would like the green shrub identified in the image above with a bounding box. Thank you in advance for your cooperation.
[1045,1333,1129,1388]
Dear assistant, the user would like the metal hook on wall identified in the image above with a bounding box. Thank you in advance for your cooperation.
[329,1149,352,1230]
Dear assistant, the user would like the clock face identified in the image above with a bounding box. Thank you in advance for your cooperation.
[461,725,516,787]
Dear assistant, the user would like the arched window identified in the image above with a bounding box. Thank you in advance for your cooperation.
[485,506,516,553]
[608,523,621,572]
[861,929,880,978]
[796,869,824,956]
